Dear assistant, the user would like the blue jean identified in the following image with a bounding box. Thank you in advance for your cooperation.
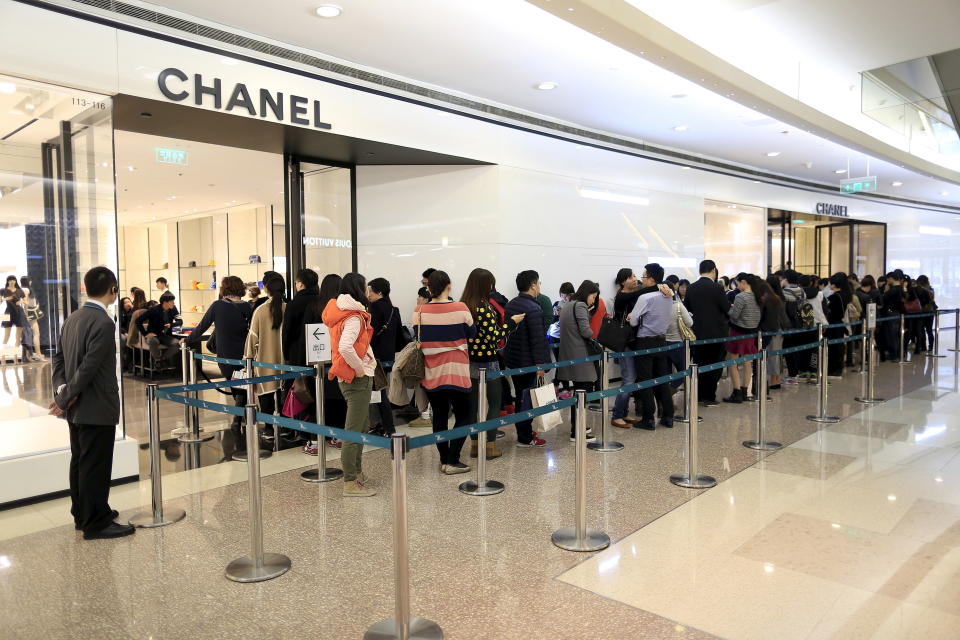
[612,355,638,419]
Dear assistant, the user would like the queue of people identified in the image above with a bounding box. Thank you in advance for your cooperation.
[2,274,44,362]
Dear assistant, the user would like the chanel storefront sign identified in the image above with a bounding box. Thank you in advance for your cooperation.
[157,68,332,130]
[815,202,848,217]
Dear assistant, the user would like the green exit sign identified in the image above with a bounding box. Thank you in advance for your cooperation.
[155,147,188,166]
[840,176,877,193]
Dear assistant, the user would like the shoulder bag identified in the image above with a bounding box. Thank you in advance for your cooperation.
[676,302,696,341]
[395,306,426,381]
[597,315,633,352]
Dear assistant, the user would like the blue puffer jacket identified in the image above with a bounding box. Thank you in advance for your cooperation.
[503,293,550,368]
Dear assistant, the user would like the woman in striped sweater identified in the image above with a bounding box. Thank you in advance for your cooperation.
[412,270,477,475]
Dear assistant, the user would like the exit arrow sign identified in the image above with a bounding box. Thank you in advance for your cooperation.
[840,176,878,193]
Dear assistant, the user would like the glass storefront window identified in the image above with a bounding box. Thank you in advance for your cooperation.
[301,163,353,277]
[704,200,766,276]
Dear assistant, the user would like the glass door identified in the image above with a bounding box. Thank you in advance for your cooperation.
[814,221,886,278]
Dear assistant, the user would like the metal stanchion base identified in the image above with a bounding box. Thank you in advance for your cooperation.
[170,427,189,436]
[129,507,186,528]
[855,396,885,404]
[300,467,344,483]
[458,479,505,496]
[587,440,624,452]
[225,552,291,583]
[669,473,717,489]
[674,416,703,424]
[926,353,946,358]
[178,431,215,443]
[551,526,610,552]
[743,440,783,451]
[364,617,444,640]
[806,414,841,423]
[232,449,272,461]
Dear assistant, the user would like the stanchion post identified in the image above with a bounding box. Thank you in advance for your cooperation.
[807,333,840,423]
[588,351,623,452]
[670,366,717,488]
[302,363,344,483]
[551,391,610,552]
[856,328,885,404]
[232,357,270,461]
[179,346,213,443]
[675,340,701,424]
[949,309,960,352]
[129,384,186,528]
[927,310,946,358]
[460,368,505,496]
[365,434,443,640]
[225,404,291,583]
[174,340,190,436]
[744,350,782,451]
[897,314,909,364]
[858,331,868,374]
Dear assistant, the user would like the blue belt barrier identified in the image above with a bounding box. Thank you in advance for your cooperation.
[156,390,246,417]
[251,360,314,373]
[823,320,862,329]
[488,354,603,380]
[160,370,307,394]
[194,352,246,366]
[773,327,818,336]
[407,397,578,448]
[691,332,759,346]
[827,333,866,345]
[256,411,393,449]
[876,315,899,323]
[586,369,691,401]
[769,340,821,357]
[609,342,683,359]
[697,351,764,374]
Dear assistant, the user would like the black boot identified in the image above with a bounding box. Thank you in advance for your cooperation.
[723,388,744,404]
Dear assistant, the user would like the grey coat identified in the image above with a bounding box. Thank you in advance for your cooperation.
[556,301,597,382]
[52,304,120,426]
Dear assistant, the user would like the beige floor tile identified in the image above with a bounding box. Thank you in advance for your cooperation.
[807,586,960,640]
[793,484,917,533]
[0,505,59,541]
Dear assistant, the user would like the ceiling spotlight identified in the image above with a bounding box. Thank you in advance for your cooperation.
[534,81,559,91]
[127,166,136,171]
[673,125,688,132]
[314,4,342,18]
[765,151,781,157]
[891,181,903,187]
[834,169,847,174]
[0,82,15,94]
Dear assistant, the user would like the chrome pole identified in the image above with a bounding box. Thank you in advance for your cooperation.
[232,357,270,461]
[552,390,610,552]
[225,404,291,583]
[856,329,885,404]
[807,331,840,423]
[949,309,960,352]
[460,369,504,495]
[129,384,186,528]
[927,311,945,358]
[365,435,443,640]
[588,351,623,451]
[670,365,717,488]
[179,346,212,443]
[858,330,868,374]
[172,340,190,436]
[302,363,343,483]
[897,314,909,364]
[744,350,781,451]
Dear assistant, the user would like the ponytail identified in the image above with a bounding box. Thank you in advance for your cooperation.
[265,275,286,330]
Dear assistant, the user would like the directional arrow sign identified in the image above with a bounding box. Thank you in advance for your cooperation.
[305,323,331,364]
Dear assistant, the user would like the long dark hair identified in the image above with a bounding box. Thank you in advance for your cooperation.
[131,287,147,310]
[744,274,765,306]
[572,280,600,305]
[460,268,496,321]
[265,274,285,330]
[340,272,367,307]
[829,272,853,305]
[764,275,785,310]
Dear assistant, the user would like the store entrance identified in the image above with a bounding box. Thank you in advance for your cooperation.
[768,209,887,278]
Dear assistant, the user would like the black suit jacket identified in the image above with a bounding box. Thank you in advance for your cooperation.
[52,303,120,425]
[685,276,731,340]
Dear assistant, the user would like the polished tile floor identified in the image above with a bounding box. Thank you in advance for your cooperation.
[1,351,957,639]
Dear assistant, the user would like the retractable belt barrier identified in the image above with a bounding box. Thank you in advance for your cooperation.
[827,334,866,346]
[586,369,691,401]
[769,340,821,357]
[194,352,246,366]
[691,333,759,346]
[159,370,305,394]
[609,342,683,359]
[697,351,764,374]
[487,354,602,379]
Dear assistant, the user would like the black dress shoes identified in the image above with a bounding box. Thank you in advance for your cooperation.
[75,510,120,530]
[660,417,674,428]
[633,419,656,431]
[83,521,135,540]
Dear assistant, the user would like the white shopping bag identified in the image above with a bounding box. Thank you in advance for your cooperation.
[530,383,562,433]
[370,390,382,404]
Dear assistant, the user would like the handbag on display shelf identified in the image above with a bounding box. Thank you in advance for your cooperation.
[597,316,633,352]
[676,302,696,341]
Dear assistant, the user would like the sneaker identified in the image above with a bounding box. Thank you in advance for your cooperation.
[343,480,376,497]
[558,390,574,400]
[569,433,598,443]
[494,429,505,440]
[517,436,547,448]
[783,377,799,385]
[407,416,432,428]
[499,404,516,417]
[700,400,720,407]
[302,442,318,456]
[441,462,471,475]
[329,438,342,450]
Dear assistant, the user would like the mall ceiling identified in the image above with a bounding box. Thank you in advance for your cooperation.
[137,0,960,205]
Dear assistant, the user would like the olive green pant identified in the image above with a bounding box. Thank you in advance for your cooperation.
[339,376,373,482]
[468,374,501,441]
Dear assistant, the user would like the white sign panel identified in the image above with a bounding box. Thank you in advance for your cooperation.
[865,302,877,331]
[305,323,331,364]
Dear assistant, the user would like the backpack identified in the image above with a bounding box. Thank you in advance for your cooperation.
[785,298,803,329]
[799,301,816,329]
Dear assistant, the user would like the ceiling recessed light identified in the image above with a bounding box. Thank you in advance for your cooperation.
[0,82,15,94]
[315,4,342,17]
[891,181,903,187]
[680,166,691,170]
[534,81,559,91]
[24,104,34,111]
[673,125,688,132]
[834,169,847,174]
[670,94,687,99]
[765,151,780,157]
[127,166,136,171]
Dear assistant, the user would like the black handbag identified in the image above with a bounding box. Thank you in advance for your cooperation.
[597,316,632,352]
[584,338,604,356]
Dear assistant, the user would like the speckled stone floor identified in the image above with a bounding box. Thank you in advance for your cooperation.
[0,351,955,639]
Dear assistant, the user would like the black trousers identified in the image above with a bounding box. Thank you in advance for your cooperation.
[68,422,116,533]
[692,342,726,401]
[510,372,537,443]
[425,388,471,465]
[567,381,594,437]
[635,336,673,420]
[784,330,814,376]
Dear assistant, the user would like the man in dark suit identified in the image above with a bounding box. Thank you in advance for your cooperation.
[683,260,730,406]
[503,270,546,448]
[50,266,134,540]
